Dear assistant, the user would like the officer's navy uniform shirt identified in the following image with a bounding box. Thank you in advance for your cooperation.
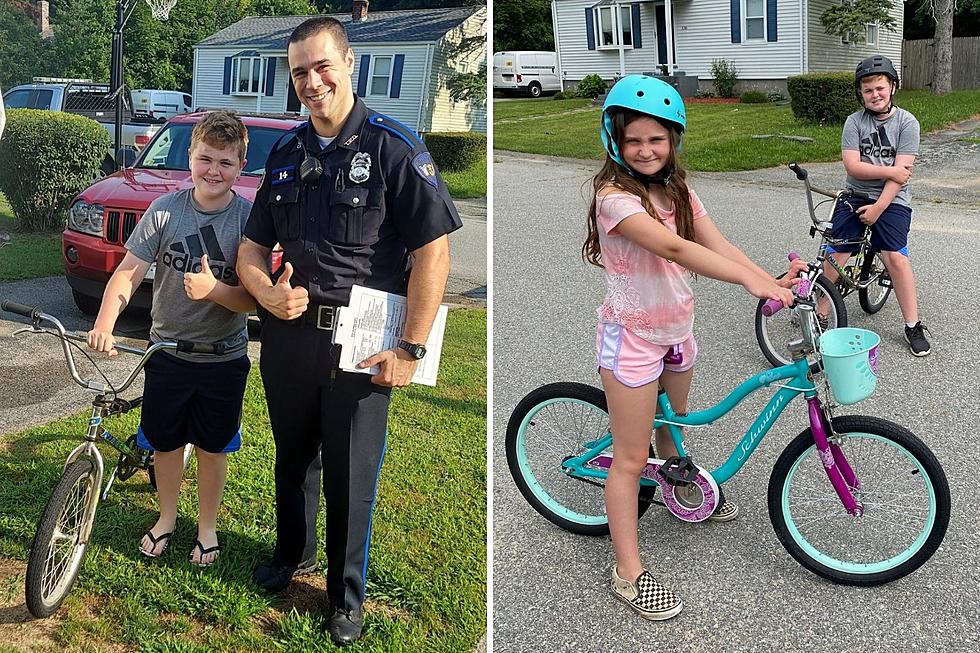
[244,96,463,306]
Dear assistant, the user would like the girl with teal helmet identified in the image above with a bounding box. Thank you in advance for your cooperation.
[582,73,802,622]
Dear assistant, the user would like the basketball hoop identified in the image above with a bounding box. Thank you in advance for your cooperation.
[145,0,176,20]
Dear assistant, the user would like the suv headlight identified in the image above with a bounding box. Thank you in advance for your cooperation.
[68,201,105,236]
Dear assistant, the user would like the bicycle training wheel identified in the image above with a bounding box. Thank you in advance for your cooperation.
[505,382,656,536]
[768,416,950,586]
[25,459,100,617]
[755,273,846,371]
[858,251,893,314]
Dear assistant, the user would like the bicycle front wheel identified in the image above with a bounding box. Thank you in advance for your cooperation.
[768,416,950,586]
[25,459,100,617]
[858,251,893,314]
[755,273,846,371]
[505,382,656,536]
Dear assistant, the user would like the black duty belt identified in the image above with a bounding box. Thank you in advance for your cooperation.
[287,304,338,331]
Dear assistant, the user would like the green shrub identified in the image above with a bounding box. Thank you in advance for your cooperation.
[0,109,110,231]
[767,91,787,103]
[577,74,607,99]
[553,90,573,100]
[424,131,487,173]
[695,89,717,99]
[787,72,859,124]
[740,90,768,104]
[710,59,739,98]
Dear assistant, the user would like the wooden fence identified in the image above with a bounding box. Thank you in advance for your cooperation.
[902,37,980,90]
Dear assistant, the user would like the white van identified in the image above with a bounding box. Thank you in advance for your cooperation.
[131,89,192,123]
[493,51,561,98]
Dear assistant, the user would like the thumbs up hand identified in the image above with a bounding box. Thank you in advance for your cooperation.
[262,261,309,320]
[184,254,219,300]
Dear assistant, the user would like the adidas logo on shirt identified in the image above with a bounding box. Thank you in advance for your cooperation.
[860,125,896,160]
[161,225,236,281]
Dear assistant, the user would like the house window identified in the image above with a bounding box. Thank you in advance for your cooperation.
[866,23,878,46]
[233,56,262,95]
[593,5,634,49]
[744,0,765,40]
[370,56,392,96]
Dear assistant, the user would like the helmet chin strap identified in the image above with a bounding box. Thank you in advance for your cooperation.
[629,167,673,186]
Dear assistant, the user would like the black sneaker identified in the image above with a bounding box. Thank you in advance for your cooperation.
[904,322,931,357]
[325,603,364,646]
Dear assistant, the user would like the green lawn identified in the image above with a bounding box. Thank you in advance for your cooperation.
[0,193,65,282]
[0,308,487,652]
[494,98,591,121]
[494,90,980,171]
[443,154,487,199]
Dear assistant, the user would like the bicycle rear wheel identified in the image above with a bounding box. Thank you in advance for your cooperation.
[25,459,100,617]
[858,251,892,314]
[505,382,656,536]
[768,416,949,586]
[755,273,846,371]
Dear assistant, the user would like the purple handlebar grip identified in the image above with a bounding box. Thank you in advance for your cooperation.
[788,251,800,261]
[762,298,784,317]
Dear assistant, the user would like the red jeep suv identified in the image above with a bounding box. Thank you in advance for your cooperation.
[62,112,303,314]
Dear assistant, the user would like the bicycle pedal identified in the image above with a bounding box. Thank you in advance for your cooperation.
[659,456,700,487]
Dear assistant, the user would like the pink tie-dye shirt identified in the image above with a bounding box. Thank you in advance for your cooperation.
[595,188,708,345]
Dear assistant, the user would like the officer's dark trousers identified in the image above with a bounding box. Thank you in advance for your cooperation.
[259,316,392,611]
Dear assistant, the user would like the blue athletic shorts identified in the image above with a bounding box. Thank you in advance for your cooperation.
[137,350,249,454]
[828,197,911,256]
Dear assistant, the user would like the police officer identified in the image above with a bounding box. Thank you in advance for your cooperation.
[236,16,462,646]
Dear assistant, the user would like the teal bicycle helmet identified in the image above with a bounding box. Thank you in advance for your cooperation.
[601,75,686,184]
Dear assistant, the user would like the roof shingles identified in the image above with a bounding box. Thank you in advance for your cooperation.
[196,7,478,49]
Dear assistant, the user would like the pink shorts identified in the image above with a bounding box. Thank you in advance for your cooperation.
[596,323,698,388]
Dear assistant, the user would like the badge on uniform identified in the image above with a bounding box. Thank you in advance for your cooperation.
[271,165,296,186]
[349,152,371,183]
[412,151,439,189]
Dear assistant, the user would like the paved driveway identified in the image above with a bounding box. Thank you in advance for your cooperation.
[492,150,980,652]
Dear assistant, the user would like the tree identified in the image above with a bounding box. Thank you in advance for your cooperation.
[0,2,56,87]
[820,0,956,95]
[444,0,486,105]
[493,0,554,52]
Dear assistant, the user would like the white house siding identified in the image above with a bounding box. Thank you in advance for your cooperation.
[552,0,660,83]
[353,43,432,130]
[193,43,436,132]
[671,0,802,80]
[806,0,903,74]
[424,10,488,133]
[192,48,291,114]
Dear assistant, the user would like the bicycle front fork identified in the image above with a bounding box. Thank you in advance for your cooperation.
[806,397,864,516]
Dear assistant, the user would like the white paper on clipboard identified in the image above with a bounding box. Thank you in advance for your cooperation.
[331,285,448,386]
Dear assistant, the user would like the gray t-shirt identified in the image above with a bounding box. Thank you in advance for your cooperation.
[841,107,920,208]
[126,188,252,362]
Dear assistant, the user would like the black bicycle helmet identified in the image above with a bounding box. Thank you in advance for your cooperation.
[854,55,899,114]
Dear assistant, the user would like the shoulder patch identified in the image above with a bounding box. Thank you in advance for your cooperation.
[412,151,439,189]
[367,114,423,149]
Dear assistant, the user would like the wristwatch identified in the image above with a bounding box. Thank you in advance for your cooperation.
[397,339,427,360]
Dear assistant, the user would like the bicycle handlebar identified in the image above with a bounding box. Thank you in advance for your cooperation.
[2,301,234,394]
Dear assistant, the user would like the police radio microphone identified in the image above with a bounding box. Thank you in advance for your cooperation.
[298,138,322,184]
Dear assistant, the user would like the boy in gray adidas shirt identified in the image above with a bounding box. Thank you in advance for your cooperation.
[820,55,930,356]
[87,111,255,565]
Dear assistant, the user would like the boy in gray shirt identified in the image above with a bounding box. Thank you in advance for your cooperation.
[87,111,256,565]
[821,55,930,356]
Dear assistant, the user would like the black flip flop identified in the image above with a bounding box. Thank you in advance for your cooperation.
[139,530,173,558]
[189,539,221,567]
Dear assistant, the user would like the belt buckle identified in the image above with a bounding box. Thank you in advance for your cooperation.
[316,305,335,331]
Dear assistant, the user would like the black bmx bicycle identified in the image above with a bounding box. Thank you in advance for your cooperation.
[1,301,222,618]
[755,162,893,370]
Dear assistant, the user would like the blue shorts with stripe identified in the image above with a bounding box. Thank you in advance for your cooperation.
[828,197,911,256]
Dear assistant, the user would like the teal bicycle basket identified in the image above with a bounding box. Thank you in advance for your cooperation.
[819,327,881,405]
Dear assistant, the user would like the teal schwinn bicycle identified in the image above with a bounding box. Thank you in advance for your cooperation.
[506,293,950,586]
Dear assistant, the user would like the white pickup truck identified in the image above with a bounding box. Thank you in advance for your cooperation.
[2,78,161,176]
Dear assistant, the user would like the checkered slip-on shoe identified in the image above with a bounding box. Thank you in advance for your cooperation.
[611,567,683,621]
[707,499,740,522]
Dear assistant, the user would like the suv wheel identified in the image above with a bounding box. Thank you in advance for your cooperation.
[72,290,101,316]
[528,82,542,98]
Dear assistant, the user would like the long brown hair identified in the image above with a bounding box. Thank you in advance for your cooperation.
[582,109,695,268]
